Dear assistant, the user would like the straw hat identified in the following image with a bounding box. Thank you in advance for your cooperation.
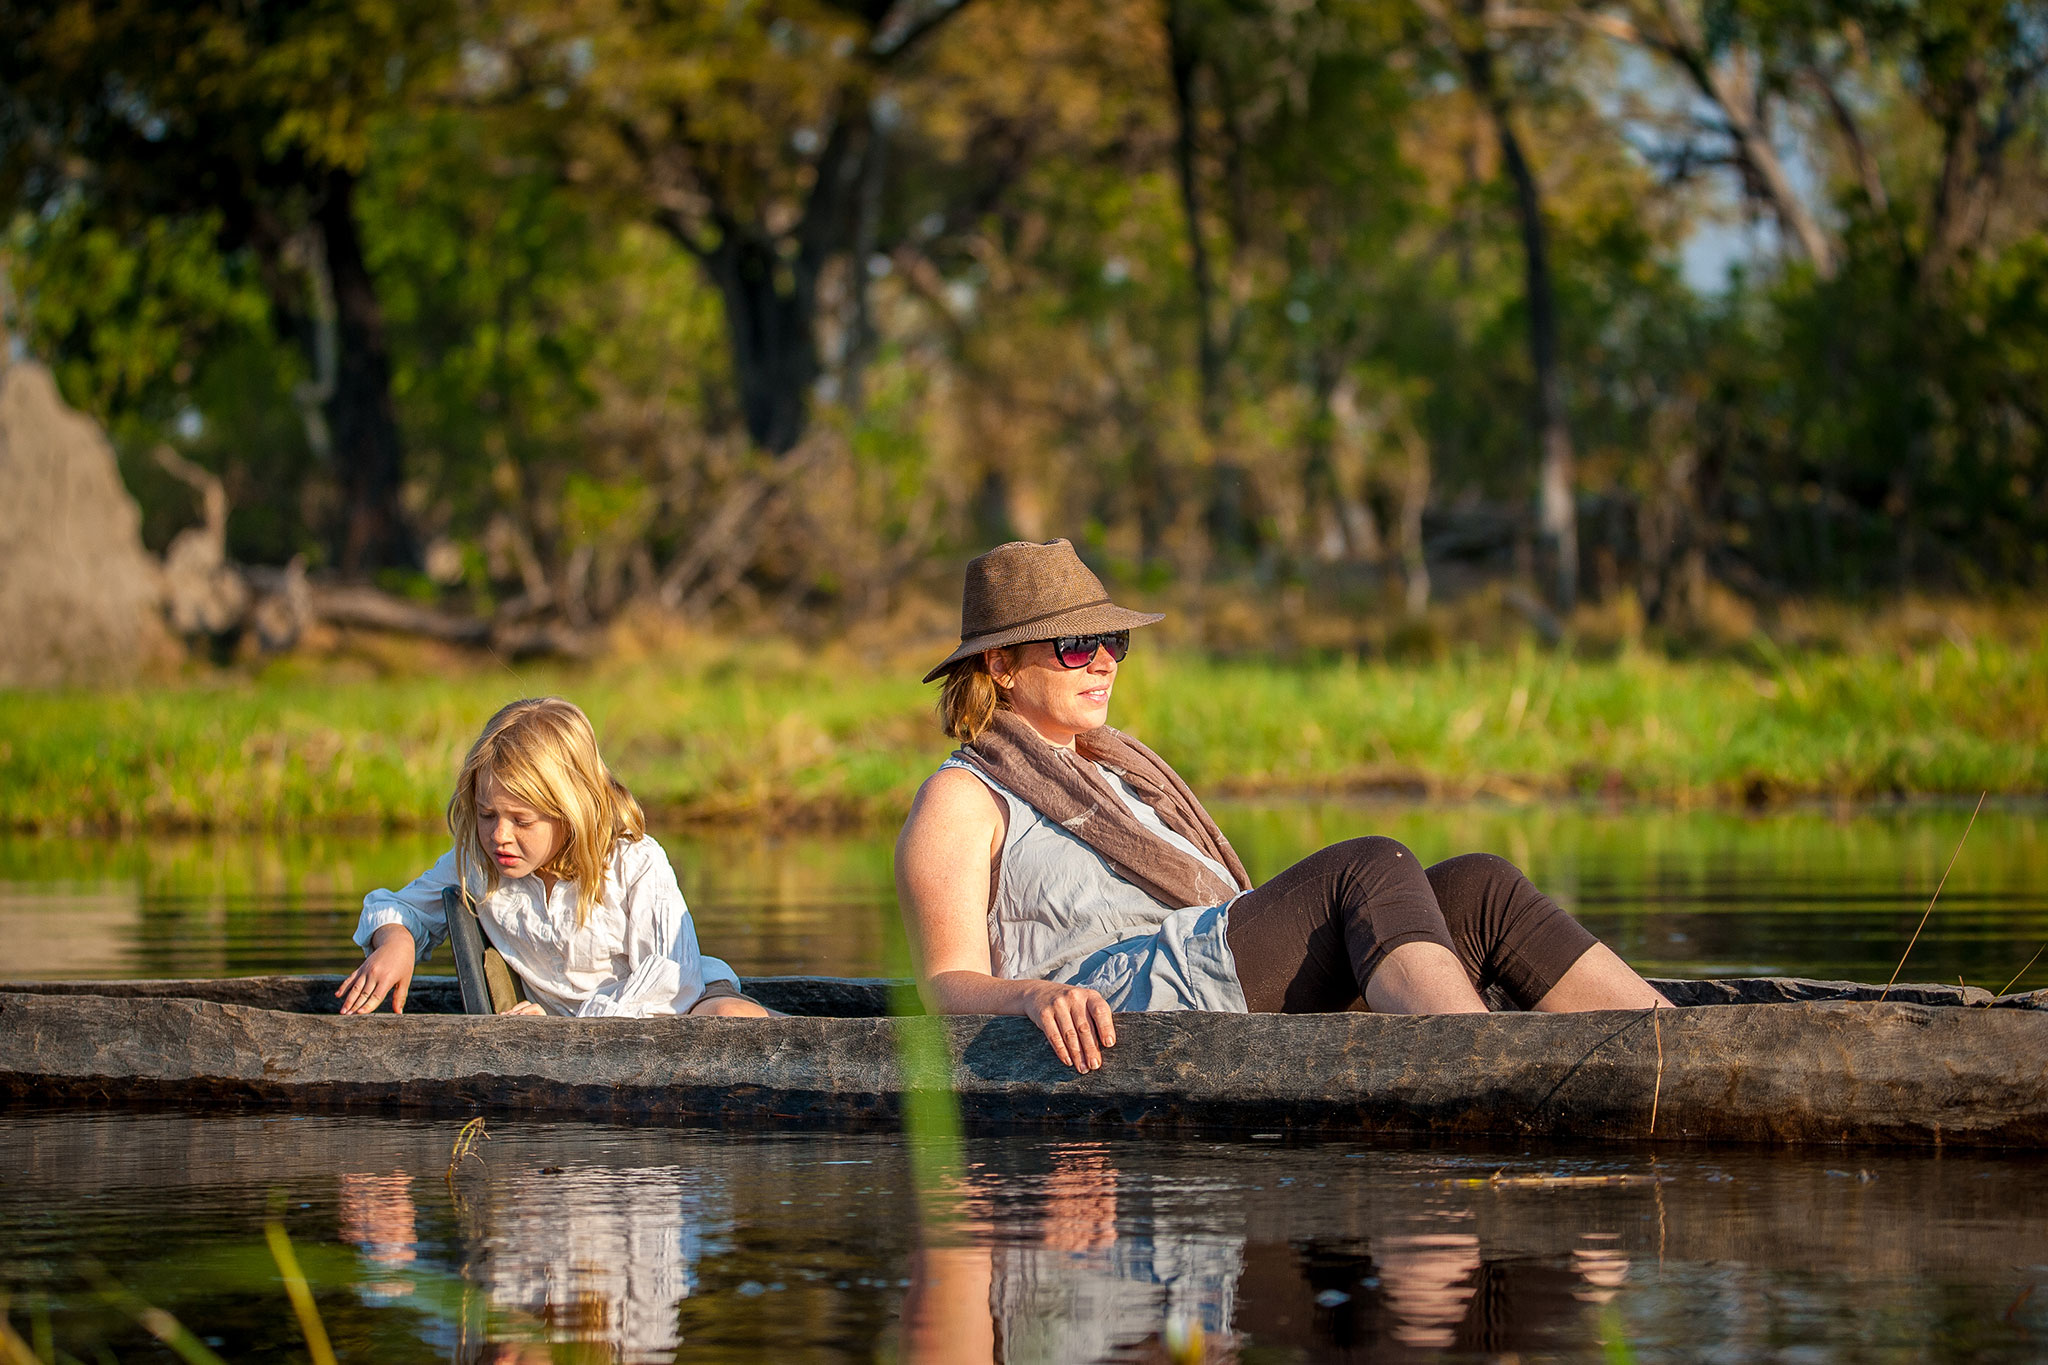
[922,539,1164,683]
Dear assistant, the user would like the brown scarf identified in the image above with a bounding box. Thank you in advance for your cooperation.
[961,709,1252,910]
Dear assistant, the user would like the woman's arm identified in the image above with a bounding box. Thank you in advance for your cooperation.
[894,768,1117,1072]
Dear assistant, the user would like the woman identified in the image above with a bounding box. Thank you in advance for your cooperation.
[895,539,1670,1072]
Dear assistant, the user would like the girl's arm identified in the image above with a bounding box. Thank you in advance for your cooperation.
[575,840,720,1018]
[338,849,460,1015]
[894,768,1117,1074]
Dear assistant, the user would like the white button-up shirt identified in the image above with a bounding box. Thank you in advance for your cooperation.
[352,836,740,1017]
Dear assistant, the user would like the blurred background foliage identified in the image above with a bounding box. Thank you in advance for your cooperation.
[2,0,2045,638]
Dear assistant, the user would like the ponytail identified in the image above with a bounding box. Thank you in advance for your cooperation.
[937,655,1006,742]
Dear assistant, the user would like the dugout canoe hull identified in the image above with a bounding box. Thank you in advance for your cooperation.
[2,975,2046,1148]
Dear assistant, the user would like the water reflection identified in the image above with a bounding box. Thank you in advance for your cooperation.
[1373,1233,1482,1348]
[903,1157,1647,1362]
[904,1145,1241,1364]
[339,1173,420,1296]
[4,1113,2048,1361]
[3,801,2044,988]
[341,1166,713,1363]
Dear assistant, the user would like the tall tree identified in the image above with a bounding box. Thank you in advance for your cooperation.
[1417,0,1581,609]
[470,0,981,458]
[1,0,449,572]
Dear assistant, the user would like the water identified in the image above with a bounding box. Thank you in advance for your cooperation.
[3,801,2047,1361]
[3,800,2044,989]
[3,1112,2045,1362]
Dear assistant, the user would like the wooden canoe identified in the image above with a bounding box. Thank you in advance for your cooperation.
[2,974,2045,1148]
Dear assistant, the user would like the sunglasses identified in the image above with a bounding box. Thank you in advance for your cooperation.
[1044,630,1131,669]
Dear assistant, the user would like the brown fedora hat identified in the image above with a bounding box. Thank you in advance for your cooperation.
[922,539,1164,683]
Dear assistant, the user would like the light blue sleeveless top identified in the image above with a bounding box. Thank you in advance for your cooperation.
[941,756,1249,1013]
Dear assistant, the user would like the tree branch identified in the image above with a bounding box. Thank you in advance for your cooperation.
[1804,61,1893,227]
[871,0,973,61]
[1596,0,1838,277]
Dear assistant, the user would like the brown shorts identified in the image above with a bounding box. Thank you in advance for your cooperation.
[1225,837,1599,1013]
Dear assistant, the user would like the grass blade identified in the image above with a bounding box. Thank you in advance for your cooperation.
[0,1296,43,1365]
[1599,1302,1637,1364]
[29,1308,54,1365]
[1998,943,2048,998]
[79,1266,226,1365]
[1881,793,1985,1001]
[264,1223,337,1365]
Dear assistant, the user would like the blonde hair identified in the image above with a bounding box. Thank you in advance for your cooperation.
[447,697,646,928]
[938,653,1009,742]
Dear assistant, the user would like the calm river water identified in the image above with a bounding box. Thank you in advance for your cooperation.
[3,800,2046,1361]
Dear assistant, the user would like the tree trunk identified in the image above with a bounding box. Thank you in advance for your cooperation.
[1922,59,1992,293]
[840,105,892,412]
[1459,39,1578,611]
[699,222,822,456]
[317,167,413,573]
[1301,357,1347,562]
[1166,0,1264,567]
[1395,415,1433,616]
[1166,0,1224,433]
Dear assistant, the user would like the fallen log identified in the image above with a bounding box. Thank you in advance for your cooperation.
[306,583,493,643]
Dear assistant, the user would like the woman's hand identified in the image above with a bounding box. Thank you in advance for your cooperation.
[337,926,417,1015]
[1018,979,1116,1073]
[502,1001,546,1016]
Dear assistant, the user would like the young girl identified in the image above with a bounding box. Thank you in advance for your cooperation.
[338,696,772,1019]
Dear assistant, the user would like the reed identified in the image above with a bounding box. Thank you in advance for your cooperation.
[0,1296,40,1365]
[263,1222,336,1365]
[1648,1008,1663,1137]
[1599,1304,1639,1364]
[887,915,967,1235]
[446,1117,489,1182]
[79,1264,226,1365]
[1999,945,2048,997]
[1881,794,1986,1000]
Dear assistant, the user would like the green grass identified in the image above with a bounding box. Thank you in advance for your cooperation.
[1,627,2044,833]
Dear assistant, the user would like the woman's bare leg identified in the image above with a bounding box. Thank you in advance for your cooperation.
[1532,943,1673,1011]
[1363,941,1489,1014]
[689,995,782,1018]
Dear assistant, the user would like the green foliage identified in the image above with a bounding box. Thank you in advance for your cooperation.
[6,206,269,418]
[5,202,319,559]
[0,0,2044,604]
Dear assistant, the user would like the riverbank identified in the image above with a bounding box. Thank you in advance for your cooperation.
[3,611,2042,832]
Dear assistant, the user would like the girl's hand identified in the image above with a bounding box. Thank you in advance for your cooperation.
[502,1001,545,1016]
[1020,980,1116,1073]
[337,926,417,1015]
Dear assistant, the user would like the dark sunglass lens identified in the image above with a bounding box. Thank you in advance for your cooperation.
[1052,632,1131,667]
